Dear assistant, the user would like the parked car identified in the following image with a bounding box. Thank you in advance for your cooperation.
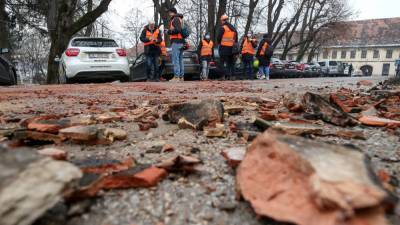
[304,62,322,77]
[58,37,130,83]
[318,60,345,76]
[130,48,201,81]
[0,48,18,86]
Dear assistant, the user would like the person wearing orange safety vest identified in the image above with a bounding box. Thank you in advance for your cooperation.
[158,38,168,81]
[197,33,214,80]
[240,31,257,80]
[256,34,274,80]
[217,14,238,80]
[166,7,185,82]
[140,20,162,81]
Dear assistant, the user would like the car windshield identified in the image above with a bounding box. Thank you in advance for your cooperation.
[71,39,118,47]
[318,62,326,66]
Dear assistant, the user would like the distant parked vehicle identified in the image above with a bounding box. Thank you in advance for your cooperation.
[318,60,345,76]
[58,37,130,83]
[395,59,400,77]
[0,48,17,86]
[304,62,322,77]
[130,48,201,81]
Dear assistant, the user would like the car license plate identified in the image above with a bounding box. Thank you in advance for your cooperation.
[288,66,294,69]
[184,58,192,63]
[89,53,109,59]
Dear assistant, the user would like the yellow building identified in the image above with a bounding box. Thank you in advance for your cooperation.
[317,18,400,76]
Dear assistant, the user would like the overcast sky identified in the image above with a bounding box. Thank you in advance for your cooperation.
[107,0,400,46]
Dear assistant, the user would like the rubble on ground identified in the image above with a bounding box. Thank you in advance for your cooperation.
[237,132,394,225]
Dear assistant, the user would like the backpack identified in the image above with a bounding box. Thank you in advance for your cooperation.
[180,19,191,39]
[265,45,274,58]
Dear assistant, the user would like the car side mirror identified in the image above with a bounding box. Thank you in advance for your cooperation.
[0,48,9,54]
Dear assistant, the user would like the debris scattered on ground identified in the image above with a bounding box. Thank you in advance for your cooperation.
[221,147,246,168]
[74,157,135,174]
[359,115,400,127]
[303,92,358,127]
[0,146,82,225]
[357,80,374,86]
[270,122,323,136]
[204,123,228,138]
[283,93,304,112]
[162,99,224,130]
[38,148,68,160]
[237,132,392,225]
[157,155,202,173]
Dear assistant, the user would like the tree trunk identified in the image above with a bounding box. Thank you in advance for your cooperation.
[84,0,94,37]
[244,0,259,37]
[46,0,112,84]
[0,0,9,48]
[207,0,216,41]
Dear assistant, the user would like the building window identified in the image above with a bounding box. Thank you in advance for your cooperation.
[382,63,390,76]
[323,51,328,59]
[332,50,337,59]
[386,49,393,59]
[361,50,367,59]
[341,51,346,59]
[373,50,380,59]
[350,50,356,59]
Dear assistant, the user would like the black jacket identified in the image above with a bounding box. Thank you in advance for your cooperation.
[168,14,185,44]
[140,25,162,55]
[240,37,258,61]
[217,22,238,56]
[256,39,272,66]
[197,39,215,61]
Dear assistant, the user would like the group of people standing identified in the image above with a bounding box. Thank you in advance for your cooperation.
[140,7,273,82]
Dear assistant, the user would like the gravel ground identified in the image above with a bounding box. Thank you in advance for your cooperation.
[0,77,398,225]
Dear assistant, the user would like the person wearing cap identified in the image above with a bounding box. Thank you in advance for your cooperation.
[217,14,238,80]
[197,33,214,80]
[240,31,257,80]
[256,34,273,80]
[140,20,162,81]
[166,7,185,82]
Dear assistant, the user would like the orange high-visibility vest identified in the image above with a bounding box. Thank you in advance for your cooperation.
[144,28,160,46]
[169,17,183,40]
[242,37,255,55]
[259,42,270,56]
[159,41,167,56]
[201,40,214,56]
[221,25,235,47]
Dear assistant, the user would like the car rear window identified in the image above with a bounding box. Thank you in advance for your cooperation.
[71,39,118,47]
[318,62,326,66]
[329,61,338,66]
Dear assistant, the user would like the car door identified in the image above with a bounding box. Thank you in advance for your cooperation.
[130,54,148,81]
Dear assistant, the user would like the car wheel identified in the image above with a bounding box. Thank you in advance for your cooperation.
[9,69,16,85]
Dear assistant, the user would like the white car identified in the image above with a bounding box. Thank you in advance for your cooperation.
[58,37,130,83]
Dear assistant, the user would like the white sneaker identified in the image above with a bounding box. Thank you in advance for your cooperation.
[262,75,266,80]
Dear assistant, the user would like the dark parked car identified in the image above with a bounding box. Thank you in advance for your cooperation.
[0,48,17,85]
[304,62,322,77]
[130,49,201,81]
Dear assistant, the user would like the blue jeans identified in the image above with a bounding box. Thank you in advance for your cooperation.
[259,66,270,80]
[146,54,159,80]
[172,43,184,78]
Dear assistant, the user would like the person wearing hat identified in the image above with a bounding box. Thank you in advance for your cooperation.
[166,7,185,82]
[256,34,273,80]
[240,31,257,80]
[140,20,162,81]
[217,14,238,80]
[197,33,214,80]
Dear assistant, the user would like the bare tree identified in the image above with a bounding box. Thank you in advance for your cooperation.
[0,0,9,48]
[124,8,147,56]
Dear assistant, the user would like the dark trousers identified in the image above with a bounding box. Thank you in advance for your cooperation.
[146,54,159,80]
[242,59,254,79]
[220,55,235,79]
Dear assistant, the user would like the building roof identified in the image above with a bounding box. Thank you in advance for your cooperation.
[325,17,400,47]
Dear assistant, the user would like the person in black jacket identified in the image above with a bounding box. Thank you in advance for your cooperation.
[217,14,238,80]
[240,31,257,80]
[140,21,162,81]
[256,34,273,80]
